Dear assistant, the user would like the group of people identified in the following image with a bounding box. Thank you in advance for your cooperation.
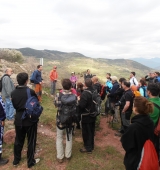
[0,65,160,169]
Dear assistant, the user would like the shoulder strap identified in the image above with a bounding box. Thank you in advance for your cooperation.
[27,88,31,98]
[133,78,136,85]
[84,90,92,95]
[153,103,160,110]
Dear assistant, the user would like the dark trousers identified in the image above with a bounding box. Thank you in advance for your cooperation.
[14,123,37,168]
[105,98,111,114]
[82,122,95,151]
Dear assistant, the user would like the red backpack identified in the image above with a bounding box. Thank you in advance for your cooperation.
[137,140,159,170]
[100,85,107,100]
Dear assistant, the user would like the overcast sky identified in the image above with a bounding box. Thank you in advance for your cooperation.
[0,0,160,59]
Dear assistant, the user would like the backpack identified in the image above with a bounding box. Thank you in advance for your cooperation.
[100,85,107,100]
[137,140,159,170]
[140,86,147,98]
[153,103,160,136]
[84,90,101,117]
[21,88,43,122]
[0,74,9,92]
[30,70,36,83]
[133,90,141,97]
[57,93,77,141]
[156,76,160,82]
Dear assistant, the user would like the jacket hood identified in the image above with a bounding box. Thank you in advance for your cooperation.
[131,114,153,127]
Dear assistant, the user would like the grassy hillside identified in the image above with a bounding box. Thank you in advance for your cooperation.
[15,48,152,85]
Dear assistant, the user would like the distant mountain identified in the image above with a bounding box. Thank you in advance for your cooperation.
[15,48,152,81]
[131,57,160,69]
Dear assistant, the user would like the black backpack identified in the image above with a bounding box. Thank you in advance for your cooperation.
[85,90,101,117]
[57,93,77,140]
[0,74,9,92]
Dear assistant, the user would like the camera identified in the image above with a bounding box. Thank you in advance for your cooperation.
[115,101,122,106]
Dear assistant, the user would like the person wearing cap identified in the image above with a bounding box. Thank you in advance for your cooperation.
[107,76,120,123]
[129,72,138,86]
[50,66,58,97]
[70,72,77,89]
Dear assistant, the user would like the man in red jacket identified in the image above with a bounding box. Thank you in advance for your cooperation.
[50,66,58,97]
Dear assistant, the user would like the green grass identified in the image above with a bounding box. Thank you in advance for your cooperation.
[2,93,125,170]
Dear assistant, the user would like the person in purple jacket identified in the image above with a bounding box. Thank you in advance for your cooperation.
[70,72,77,89]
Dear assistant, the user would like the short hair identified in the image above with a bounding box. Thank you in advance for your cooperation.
[134,96,153,115]
[17,72,28,85]
[122,80,130,88]
[147,83,160,96]
[37,65,42,69]
[87,69,90,72]
[107,73,111,77]
[85,78,92,87]
[131,72,136,76]
[140,79,146,86]
[92,76,98,82]
[61,79,72,90]
[155,72,160,76]
[119,77,126,83]
[111,76,118,81]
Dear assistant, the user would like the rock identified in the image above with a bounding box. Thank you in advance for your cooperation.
[3,129,16,144]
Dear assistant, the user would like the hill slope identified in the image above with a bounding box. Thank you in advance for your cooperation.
[16,48,152,83]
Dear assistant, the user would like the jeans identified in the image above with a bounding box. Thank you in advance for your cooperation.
[56,127,72,159]
[5,98,15,120]
[0,121,4,154]
[51,81,56,95]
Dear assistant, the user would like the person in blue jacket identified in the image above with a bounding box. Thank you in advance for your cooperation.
[102,73,113,117]
[0,96,9,166]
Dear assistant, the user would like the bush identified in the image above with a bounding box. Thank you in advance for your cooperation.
[0,49,24,63]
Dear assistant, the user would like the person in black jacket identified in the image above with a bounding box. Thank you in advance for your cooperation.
[107,76,119,122]
[78,78,96,153]
[84,69,93,81]
[11,73,40,168]
[92,76,101,94]
[121,96,154,170]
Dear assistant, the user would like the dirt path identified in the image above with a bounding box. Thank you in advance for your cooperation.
[2,117,124,170]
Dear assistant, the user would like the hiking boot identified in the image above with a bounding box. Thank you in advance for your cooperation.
[66,156,72,161]
[57,158,63,163]
[0,158,9,166]
[13,160,19,166]
[80,148,92,154]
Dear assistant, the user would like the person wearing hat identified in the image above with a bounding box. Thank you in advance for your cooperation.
[50,66,58,97]
[129,72,138,87]
[70,72,77,89]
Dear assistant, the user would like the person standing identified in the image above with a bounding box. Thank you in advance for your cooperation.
[107,76,119,122]
[70,72,77,89]
[0,96,9,166]
[11,72,40,168]
[1,68,15,120]
[78,78,96,153]
[54,79,76,163]
[121,81,134,132]
[121,96,154,170]
[147,83,160,160]
[84,69,92,81]
[50,66,58,97]
[33,65,43,102]
[129,72,138,86]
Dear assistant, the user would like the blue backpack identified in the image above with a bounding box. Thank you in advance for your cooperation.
[22,88,43,122]
[141,86,147,98]
[30,70,36,83]
[156,76,160,82]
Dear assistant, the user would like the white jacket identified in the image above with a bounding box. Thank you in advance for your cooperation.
[130,77,138,86]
